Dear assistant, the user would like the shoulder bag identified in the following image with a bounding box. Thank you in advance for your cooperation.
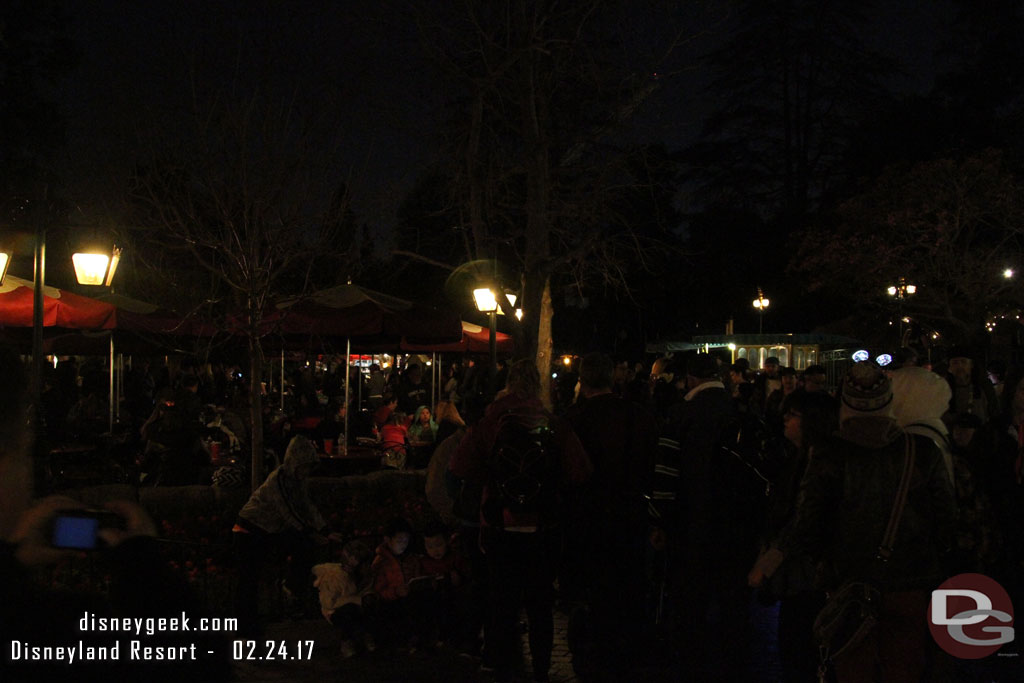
[812,435,916,671]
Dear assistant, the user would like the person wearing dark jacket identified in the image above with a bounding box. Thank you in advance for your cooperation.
[565,352,658,679]
[751,360,956,683]
[449,359,591,683]
[658,352,754,681]
[749,389,837,683]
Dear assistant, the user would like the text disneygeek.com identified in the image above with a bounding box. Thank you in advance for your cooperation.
[7,611,314,664]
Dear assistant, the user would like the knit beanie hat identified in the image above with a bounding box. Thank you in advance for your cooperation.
[841,361,893,413]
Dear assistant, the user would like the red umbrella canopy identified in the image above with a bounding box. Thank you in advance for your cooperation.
[273,283,461,343]
[94,291,215,337]
[402,320,515,353]
[0,276,116,330]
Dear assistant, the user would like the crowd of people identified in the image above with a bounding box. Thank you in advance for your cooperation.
[237,345,1023,681]
[6,341,1023,682]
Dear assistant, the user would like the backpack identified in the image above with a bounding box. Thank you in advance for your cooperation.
[482,407,560,531]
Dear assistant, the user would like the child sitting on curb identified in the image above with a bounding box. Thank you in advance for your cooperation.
[312,539,375,658]
[417,521,471,647]
[368,517,434,652]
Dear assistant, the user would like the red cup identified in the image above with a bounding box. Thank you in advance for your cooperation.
[210,442,220,459]
[324,439,335,456]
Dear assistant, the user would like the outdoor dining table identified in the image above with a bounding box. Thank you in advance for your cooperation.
[316,445,382,476]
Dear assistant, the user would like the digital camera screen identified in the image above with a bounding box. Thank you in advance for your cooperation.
[52,515,101,549]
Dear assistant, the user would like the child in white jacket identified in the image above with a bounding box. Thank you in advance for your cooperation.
[312,539,373,658]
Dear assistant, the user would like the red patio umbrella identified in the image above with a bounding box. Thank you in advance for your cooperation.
[0,275,116,330]
[401,320,515,353]
[271,283,463,439]
[272,283,462,344]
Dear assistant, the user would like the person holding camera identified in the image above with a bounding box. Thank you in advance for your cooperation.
[0,343,230,682]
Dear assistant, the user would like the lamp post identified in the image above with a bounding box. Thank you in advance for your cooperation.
[473,287,499,370]
[752,287,770,334]
[886,277,916,343]
[11,234,122,423]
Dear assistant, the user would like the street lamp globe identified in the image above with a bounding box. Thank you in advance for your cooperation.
[752,287,770,333]
[72,245,121,286]
[473,286,500,369]
[473,287,498,313]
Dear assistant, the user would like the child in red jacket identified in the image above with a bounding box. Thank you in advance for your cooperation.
[416,522,471,646]
[369,516,429,650]
[379,413,410,469]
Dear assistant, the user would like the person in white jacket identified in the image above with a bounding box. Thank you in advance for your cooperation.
[891,365,955,484]
[313,539,374,658]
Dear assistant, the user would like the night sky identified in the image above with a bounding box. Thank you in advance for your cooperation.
[58,1,947,229]
[12,0,991,347]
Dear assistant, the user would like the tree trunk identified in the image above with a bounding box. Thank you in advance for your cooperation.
[248,336,265,491]
[536,276,553,410]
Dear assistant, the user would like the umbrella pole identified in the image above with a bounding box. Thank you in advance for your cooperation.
[344,338,351,453]
[117,353,123,422]
[108,334,115,433]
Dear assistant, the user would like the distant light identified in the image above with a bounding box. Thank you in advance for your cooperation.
[902,317,911,323]
[876,354,893,367]
[552,373,558,378]
[1004,268,1015,279]
[515,308,523,321]
[852,350,870,362]
[905,284,916,294]
[727,343,737,351]
[562,356,572,366]
[887,286,898,296]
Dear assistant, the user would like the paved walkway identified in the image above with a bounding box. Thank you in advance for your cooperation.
[228,603,1020,683]
[232,609,581,683]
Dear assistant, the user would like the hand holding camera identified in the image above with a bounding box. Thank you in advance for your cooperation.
[8,496,156,568]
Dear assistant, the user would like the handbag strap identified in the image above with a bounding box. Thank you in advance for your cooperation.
[876,435,916,562]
